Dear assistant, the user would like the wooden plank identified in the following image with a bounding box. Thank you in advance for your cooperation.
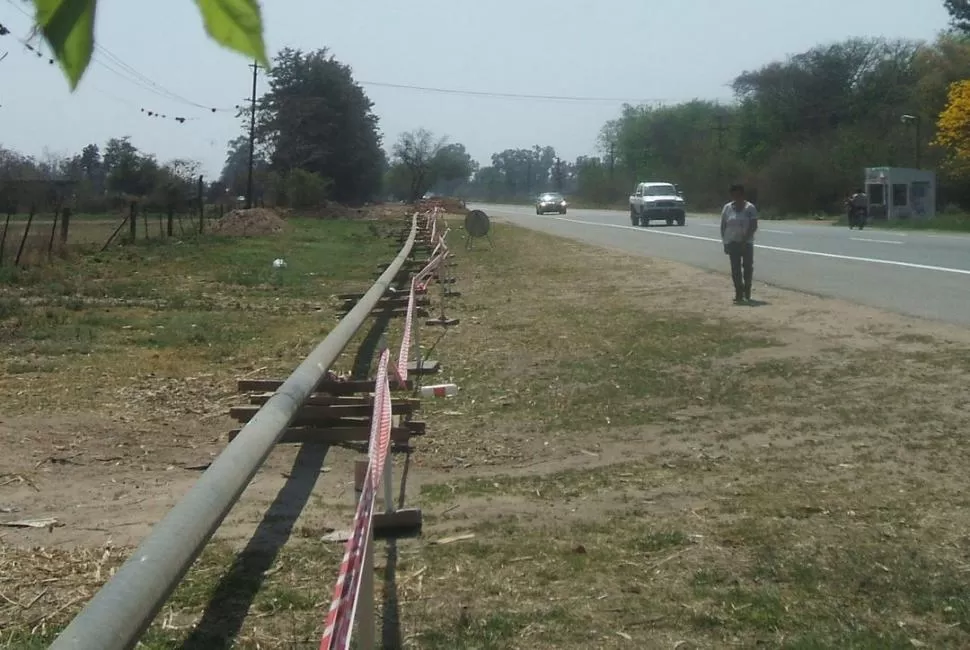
[337,307,430,318]
[237,418,428,436]
[426,316,460,327]
[340,297,431,308]
[247,394,421,408]
[335,287,426,300]
[230,401,418,423]
[407,360,439,374]
[234,418,427,434]
[227,426,420,444]
[237,378,413,394]
[373,508,422,540]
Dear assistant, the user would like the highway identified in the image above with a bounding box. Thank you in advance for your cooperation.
[469,203,970,327]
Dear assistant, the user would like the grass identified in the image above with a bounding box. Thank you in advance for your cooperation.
[4,216,970,648]
[0,213,408,647]
[0,217,398,413]
[402,220,970,648]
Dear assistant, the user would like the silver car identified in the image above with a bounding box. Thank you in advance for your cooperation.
[536,192,567,215]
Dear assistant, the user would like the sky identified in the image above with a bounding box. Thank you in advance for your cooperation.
[0,0,954,179]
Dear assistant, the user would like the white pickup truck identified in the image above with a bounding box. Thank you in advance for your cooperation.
[629,181,686,227]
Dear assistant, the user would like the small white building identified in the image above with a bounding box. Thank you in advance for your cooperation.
[864,167,936,220]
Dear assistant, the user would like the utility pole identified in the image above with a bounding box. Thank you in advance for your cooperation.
[554,157,563,192]
[608,141,615,181]
[901,114,922,169]
[245,60,259,209]
[526,159,532,196]
[713,112,728,187]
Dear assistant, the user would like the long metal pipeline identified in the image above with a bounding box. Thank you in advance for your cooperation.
[50,214,418,650]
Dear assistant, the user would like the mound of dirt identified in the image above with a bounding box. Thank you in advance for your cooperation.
[416,197,469,215]
[209,208,288,237]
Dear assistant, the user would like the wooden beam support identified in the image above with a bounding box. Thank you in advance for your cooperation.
[230,401,419,424]
[227,426,420,444]
[407,360,440,374]
[247,394,421,409]
[337,307,430,318]
[373,508,422,540]
[236,378,413,394]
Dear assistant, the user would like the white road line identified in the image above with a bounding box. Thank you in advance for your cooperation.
[658,222,794,234]
[850,237,904,245]
[542,215,970,277]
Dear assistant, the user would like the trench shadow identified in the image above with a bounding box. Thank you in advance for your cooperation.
[183,310,396,648]
[380,448,414,650]
[181,442,330,649]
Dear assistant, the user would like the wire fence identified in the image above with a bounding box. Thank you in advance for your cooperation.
[0,202,236,269]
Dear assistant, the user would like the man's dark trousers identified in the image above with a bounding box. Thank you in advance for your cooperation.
[726,241,754,300]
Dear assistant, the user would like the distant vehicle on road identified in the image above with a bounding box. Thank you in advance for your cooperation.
[629,182,686,226]
[536,192,568,215]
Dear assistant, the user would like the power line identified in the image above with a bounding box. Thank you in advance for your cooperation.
[0,22,202,123]
[356,79,698,104]
[3,0,234,112]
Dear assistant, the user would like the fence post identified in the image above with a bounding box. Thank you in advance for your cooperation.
[0,211,11,266]
[167,204,174,237]
[60,207,71,246]
[198,175,205,235]
[143,208,150,241]
[354,460,376,650]
[129,202,137,242]
[15,204,35,266]
[47,206,60,256]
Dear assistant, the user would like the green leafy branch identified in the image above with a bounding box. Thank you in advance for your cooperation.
[29,0,269,89]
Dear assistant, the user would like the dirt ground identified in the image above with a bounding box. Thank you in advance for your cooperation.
[2,217,970,648]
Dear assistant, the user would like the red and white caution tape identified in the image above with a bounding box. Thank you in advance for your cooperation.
[319,349,393,650]
[319,212,453,649]
[396,279,416,382]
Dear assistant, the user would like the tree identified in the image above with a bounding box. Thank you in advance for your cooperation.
[933,80,970,178]
[27,0,268,89]
[255,48,384,203]
[219,135,268,199]
[430,143,477,196]
[102,137,158,196]
[945,0,970,32]
[387,130,475,201]
[284,169,332,208]
[390,129,442,201]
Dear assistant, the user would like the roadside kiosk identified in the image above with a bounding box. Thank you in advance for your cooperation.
[864,167,936,220]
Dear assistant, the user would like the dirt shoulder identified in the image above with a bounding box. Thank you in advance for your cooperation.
[404,220,970,649]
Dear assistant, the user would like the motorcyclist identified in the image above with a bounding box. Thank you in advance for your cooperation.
[848,188,868,229]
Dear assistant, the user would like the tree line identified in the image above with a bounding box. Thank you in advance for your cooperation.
[463,29,970,215]
[0,137,205,214]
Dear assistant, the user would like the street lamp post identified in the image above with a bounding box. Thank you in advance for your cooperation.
[901,114,922,169]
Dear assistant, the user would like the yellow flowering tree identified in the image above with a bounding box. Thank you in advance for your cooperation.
[934,79,970,178]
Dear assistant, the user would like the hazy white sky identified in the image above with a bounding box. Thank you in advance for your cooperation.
[0,0,952,178]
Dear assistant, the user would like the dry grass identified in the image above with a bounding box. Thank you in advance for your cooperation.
[400,220,970,649]
[4,217,970,648]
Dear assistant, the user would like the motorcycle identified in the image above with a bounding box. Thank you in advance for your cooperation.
[848,205,867,230]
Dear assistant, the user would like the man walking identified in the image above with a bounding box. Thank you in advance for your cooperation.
[848,188,869,229]
[720,184,758,304]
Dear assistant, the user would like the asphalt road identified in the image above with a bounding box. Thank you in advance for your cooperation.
[468,203,970,327]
